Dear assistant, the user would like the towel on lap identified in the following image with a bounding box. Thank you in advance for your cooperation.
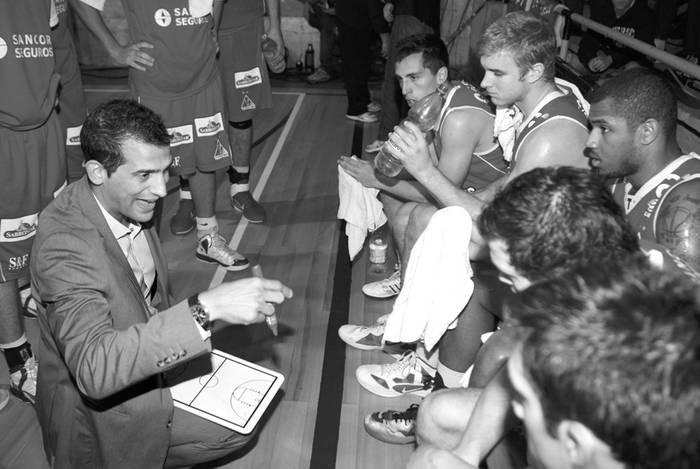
[383,206,474,351]
[337,159,387,260]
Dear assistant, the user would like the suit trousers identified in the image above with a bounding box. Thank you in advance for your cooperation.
[164,407,255,468]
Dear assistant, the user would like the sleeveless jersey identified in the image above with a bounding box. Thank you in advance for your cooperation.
[0,0,59,130]
[613,153,700,281]
[511,86,588,166]
[122,0,218,97]
[434,81,506,192]
[612,153,700,242]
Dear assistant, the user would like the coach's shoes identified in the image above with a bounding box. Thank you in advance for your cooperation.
[364,403,419,444]
[196,232,250,271]
[362,270,401,299]
[170,198,195,235]
[356,350,435,398]
[338,314,388,350]
[9,356,38,405]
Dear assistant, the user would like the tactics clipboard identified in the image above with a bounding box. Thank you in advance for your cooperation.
[169,349,284,434]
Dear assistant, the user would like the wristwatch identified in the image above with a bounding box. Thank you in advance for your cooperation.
[188,294,211,331]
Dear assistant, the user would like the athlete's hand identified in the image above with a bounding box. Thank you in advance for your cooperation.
[338,155,381,189]
[111,42,155,71]
[266,27,286,61]
[588,52,612,73]
[386,121,435,178]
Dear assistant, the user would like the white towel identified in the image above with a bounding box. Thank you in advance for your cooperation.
[383,206,474,351]
[189,0,213,17]
[337,160,387,260]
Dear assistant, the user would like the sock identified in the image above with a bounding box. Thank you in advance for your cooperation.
[179,188,192,200]
[195,216,218,238]
[436,360,466,388]
[228,166,249,184]
[230,182,250,197]
[1,336,32,370]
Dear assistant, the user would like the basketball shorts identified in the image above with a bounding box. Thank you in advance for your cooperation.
[218,18,273,122]
[0,113,67,282]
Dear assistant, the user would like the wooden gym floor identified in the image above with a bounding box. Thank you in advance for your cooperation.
[0,74,420,469]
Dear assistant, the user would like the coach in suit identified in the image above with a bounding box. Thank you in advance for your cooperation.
[30,99,293,468]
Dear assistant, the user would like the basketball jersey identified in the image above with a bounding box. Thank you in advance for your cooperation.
[122,0,218,97]
[434,81,507,192]
[0,0,59,130]
[613,154,700,280]
[511,86,588,165]
[612,153,700,242]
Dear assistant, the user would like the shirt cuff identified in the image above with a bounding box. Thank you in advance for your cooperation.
[193,317,212,341]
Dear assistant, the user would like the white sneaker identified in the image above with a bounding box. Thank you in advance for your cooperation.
[346,112,379,123]
[356,350,435,398]
[338,314,388,350]
[196,232,250,271]
[362,270,401,299]
[364,139,384,153]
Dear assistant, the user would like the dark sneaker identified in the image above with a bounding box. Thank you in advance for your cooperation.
[231,191,266,224]
[9,356,37,404]
[170,199,195,235]
[364,403,419,444]
[196,232,250,271]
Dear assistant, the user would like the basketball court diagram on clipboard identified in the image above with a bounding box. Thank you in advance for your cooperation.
[169,349,284,434]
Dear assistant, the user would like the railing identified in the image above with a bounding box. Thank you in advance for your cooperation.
[509,0,700,81]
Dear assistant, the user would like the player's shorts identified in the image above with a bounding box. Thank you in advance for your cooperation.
[136,75,234,176]
[218,18,273,122]
[0,113,67,282]
[57,71,88,183]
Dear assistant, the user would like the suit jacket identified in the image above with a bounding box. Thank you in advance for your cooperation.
[30,177,211,468]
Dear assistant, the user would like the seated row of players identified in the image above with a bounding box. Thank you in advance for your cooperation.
[338,10,700,468]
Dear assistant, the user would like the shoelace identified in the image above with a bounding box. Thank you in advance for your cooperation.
[380,351,418,378]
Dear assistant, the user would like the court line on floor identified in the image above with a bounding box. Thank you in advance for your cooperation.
[208,91,306,289]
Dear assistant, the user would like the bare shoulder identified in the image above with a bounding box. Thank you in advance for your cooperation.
[512,119,589,176]
[656,177,700,273]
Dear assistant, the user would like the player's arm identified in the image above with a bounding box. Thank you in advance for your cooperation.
[264,0,285,53]
[506,119,589,180]
[69,0,155,71]
[655,178,700,273]
[213,0,225,33]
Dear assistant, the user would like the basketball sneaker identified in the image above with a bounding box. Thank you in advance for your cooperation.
[362,270,401,299]
[196,232,250,271]
[338,314,388,350]
[356,350,435,398]
[364,403,419,444]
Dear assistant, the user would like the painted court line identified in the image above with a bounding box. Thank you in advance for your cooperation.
[208,91,306,289]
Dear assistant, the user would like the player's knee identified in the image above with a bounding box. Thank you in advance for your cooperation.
[229,119,252,130]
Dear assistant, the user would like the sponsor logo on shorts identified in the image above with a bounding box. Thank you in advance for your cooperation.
[195,113,224,137]
[66,125,82,145]
[234,67,262,89]
[168,125,194,147]
[213,138,230,160]
[0,214,39,243]
[8,252,30,272]
[172,156,182,168]
[241,92,256,111]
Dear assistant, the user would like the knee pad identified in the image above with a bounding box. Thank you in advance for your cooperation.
[229,119,252,130]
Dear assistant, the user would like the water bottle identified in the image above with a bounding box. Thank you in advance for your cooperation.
[369,231,387,264]
[304,43,315,73]
[373,85,447,178]
[261,35,286,74]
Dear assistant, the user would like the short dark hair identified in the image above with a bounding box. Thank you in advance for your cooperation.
[478,166,638,283]
[80,99,171,175]
[512,256,700,469]
[587,68,677,138]
[395,33,449,75]
[477,11,556,81]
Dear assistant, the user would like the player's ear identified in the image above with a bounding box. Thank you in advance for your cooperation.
[436,66,449,85]
[557,420,614,469]
[85,160,107,186]
[525,62,545,83]
[637,118,660,145]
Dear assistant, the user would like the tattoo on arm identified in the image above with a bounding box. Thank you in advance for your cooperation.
[656,189,700,273]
